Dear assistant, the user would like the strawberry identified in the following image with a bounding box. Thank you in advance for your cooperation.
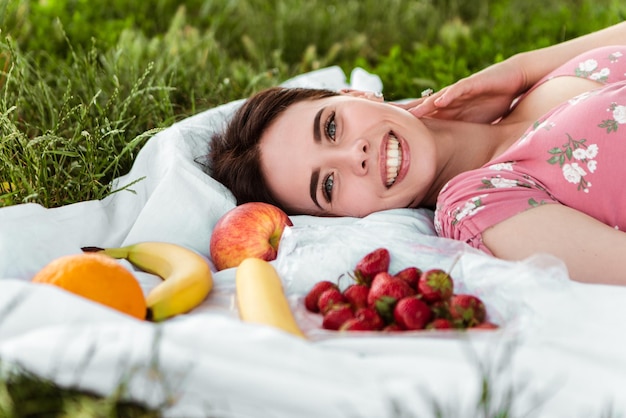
[367,272,415,308]
[339,317,376,331]
[429,300,451,319]
[417,269,454,303]
[472,321,499,330]
[382,323,403,332]
[304,280,338,312]
[343,283,370,310]
[317,287,348,315]
[354,307,384,330]
[322,304,354,331]
[427,318,453,330]
[354,248,390,285]
[449,294,486,327]
[367,272,415,323]
[394,266,421,290]
[393,296,432,330]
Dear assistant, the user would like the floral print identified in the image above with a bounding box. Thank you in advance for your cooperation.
[450,195,487,226]
[488,162,514,171]
[435,46,626,253]
[575,58,610,82]
[608,51,623,63]
[546,134,598,193]
[574,52,622,83]
[599,102,626,133]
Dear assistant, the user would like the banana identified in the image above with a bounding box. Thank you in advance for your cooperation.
[235,257,306,339]
[82,242,213,321]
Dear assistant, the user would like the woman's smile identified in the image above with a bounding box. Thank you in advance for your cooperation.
[381,131,410,188]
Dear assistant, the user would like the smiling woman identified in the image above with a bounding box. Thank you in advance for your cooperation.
[258,93,439,217]
[208,21,626,285]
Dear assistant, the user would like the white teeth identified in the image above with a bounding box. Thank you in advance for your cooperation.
[385,135,402,187]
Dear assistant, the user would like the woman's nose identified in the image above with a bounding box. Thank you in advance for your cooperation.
[347,138,369,175]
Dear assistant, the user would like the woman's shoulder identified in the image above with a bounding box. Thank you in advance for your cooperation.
[505,46,626,127]
[545,45,626,84]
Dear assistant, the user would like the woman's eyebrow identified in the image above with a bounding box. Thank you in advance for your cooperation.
[309,169,322,210]
[313,107,324,144]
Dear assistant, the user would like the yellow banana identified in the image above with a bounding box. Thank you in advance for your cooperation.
[83,242,213,321]
[235,257,306,339]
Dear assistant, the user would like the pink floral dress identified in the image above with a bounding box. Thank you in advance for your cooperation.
[435,46,626,254]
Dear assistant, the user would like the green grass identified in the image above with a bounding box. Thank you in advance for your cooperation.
[0,362,160,418]
[1,0,625,415]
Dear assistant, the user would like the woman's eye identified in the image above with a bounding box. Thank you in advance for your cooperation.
[322,173,334,203]
[325,111,336,141]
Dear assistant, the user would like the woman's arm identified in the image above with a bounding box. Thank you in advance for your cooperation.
[406,21,626,123]
[482,204,626,285]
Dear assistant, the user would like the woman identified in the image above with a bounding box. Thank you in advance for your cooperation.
[209,22,626,284]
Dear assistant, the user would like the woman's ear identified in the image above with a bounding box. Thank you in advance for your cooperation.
[339,88,384,102]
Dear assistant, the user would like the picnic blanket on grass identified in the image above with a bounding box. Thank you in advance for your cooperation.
[2,67,626,418]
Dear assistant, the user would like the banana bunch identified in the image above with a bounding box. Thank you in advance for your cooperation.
[83,242,213,321]
[235,257,306,338]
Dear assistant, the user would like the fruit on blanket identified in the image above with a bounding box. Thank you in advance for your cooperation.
[322,304,354,330]
[339,317,376,331]
[472,321,499,329]
[394,266,421,290]
[210,202,293,271]
[343,283,370,310]
[303,248,498,333]
[354,307,384,330]
[393,297,432,331]
[367,272,414,308]
[427,318,453,330]
[317,287,348,315]
[383,323,403,332]
[449,294,487,327]
[82,242,213,321]
[304,280,339,313]
[32,253,146,320]
[429,300,451,319]
[235,257,305,338]
[353,248,390,285]
[418,269,454,303]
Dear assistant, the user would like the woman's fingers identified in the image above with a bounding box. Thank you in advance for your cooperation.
[407,88,450,118]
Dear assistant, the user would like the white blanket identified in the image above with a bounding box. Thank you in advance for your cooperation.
[2,67,626,418]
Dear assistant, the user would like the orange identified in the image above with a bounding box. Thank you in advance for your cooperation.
[32,252,147,320]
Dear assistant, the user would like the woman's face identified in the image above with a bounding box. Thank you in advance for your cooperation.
[259,95,438,217]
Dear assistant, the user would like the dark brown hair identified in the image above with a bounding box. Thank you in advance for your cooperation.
[208,86,339,213]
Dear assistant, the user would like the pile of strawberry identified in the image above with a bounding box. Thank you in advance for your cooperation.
[304,248,497,332]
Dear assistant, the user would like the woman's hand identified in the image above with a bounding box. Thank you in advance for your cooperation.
[400,56,529,123]
[397,22,626,123]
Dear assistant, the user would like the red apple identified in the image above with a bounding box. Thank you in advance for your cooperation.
[210,202,293,270]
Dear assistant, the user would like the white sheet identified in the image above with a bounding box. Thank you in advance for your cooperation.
[2,67,626,418]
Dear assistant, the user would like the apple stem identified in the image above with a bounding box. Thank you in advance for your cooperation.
[269,234,280,250]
